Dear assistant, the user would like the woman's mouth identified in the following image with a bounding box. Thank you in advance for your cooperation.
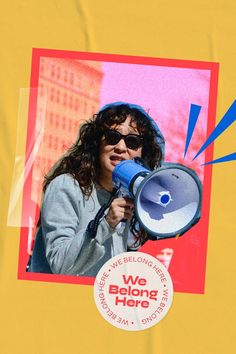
[110,156,125,166]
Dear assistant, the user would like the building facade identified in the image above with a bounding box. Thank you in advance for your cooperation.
[31,58,103,205]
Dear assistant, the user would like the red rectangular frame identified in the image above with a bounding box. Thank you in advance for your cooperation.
[17,48,219,292]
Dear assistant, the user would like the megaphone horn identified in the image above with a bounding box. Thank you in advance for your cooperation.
[112,160,202,240]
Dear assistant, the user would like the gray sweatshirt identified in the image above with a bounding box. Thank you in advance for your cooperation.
[29,174,131,276]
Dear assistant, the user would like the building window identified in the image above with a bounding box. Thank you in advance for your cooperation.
[49,112,54,125]
[39,84,44,96]
[55,114,59,129]
[64,70,68,83]
[48,135,52,148]
[51,64,55,78]
[56,67,61,80]
[77,74,81,87]
[62,116,66,130]
[50,87,55,102]
[69,95,73,109]
[56,90,60,104]
[70,72,74,86]
[63,93,67,106]
[40,59,44,74]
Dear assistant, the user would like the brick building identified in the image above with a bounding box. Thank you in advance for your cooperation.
[31,58,103,205]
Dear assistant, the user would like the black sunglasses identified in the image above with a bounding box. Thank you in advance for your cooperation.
[104,129,143,150]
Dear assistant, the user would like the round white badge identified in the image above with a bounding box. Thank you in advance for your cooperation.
[94,251,173,331]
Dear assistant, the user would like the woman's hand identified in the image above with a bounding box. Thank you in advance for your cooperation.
[105,197,134,229]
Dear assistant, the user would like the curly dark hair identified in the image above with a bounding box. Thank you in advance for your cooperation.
[43,103,165,246]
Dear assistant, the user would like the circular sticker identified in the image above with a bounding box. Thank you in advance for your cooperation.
[94,251,173,331]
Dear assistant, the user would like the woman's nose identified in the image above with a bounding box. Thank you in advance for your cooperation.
[114,138,127,152]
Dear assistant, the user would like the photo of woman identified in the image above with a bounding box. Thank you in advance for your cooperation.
[28,102,165,276]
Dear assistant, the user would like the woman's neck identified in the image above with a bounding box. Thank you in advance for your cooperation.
[98,175,113,192]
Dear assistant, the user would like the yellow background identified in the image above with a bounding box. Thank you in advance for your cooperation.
[1,1,235,353]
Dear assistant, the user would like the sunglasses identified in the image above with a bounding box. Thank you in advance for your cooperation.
[104,129,143,150]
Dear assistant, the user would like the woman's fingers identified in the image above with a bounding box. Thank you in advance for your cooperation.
[105,197,134,228]
[112,197,133,207]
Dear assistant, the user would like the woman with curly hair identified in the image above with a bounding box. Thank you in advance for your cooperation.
[28,102,165,276]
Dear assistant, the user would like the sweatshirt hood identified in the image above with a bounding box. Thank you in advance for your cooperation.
[99,101,165,162]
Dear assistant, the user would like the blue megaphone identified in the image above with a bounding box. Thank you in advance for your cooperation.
[112,159,202,240]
